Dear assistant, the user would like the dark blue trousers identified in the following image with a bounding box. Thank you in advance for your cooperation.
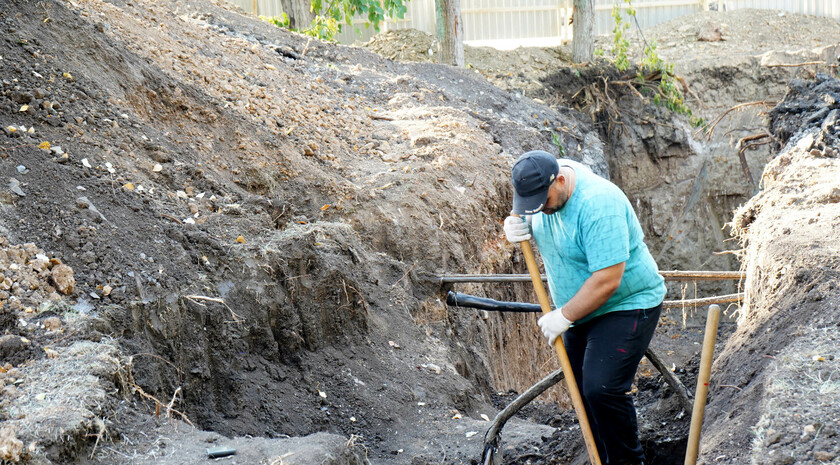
[563,303,662,465]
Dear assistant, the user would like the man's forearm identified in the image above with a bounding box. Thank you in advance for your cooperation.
[561,262,625,321]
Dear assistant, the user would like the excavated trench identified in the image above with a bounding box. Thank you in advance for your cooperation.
[86,57,782,465]
[94,70,835,465]
[92,77,748,465]
[21,4,812,464]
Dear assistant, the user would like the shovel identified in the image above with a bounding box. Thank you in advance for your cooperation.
[515,217,602,465]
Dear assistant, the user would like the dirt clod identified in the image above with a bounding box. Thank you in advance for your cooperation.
[50,265,74,295]
[0,426,23,462]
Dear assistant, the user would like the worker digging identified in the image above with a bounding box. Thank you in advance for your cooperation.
[504,150,666,465]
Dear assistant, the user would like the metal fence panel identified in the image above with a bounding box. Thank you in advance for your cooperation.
[224,0,840,46]
[594,0,702,36]
[461,0,573,40]
[725,0,840,19]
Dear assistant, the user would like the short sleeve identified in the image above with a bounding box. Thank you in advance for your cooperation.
[581,214,629,272]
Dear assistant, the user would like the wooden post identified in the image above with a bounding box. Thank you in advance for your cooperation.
[684,304,722,465]
[252,0,258,16]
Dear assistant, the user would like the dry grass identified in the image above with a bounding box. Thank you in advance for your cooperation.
[1,340,122,461]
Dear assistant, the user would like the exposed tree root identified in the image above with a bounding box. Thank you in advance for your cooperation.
[737,129,780,189]
[482,346,694,464]
[695,100,777,140]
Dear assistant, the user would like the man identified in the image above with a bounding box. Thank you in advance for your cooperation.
[503,150,665,465]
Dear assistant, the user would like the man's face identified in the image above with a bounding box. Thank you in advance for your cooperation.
[541,179,570,215]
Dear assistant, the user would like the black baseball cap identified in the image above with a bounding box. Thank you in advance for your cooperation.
[511,150,559,215]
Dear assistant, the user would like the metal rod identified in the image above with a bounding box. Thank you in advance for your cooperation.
[431,270,744,284]
[662,293,743,309]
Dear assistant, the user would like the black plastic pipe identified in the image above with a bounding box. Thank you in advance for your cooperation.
[446,291,541,313]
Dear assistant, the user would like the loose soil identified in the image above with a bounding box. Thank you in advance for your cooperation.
[0,2,838,464]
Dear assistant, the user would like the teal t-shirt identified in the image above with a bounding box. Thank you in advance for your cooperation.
[531,159,665,324]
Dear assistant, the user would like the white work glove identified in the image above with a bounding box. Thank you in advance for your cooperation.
[538,308,573,346]
[503,215,531,242]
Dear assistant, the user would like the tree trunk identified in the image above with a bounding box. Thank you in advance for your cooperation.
[572,0,594,63]
[280,0,314,30]
[436,0,464,67]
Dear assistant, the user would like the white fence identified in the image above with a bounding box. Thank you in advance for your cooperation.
[226,0,840,47]
[724,0,840,18]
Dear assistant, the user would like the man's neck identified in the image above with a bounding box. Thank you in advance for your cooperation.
[559,165,576,197]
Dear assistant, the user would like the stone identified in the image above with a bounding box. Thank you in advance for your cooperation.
[697,23,724,42]
[765,429,781,446]
[50,264,75,294]
[42,317,61,331]
[425,363,441,375]
[80,251,96,264]
[10,91,33,104]
[412,135,435,146]
[819,187,840,204]
[8,178,25,197]
[29,258,49,272]
[771,454,795,465]
[814,450,835,461]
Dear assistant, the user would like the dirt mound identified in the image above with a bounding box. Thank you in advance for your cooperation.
[702,75,840,464]
[769,74,840,147]
[364,29,437,62]
[613,8,840,64]
[363,29,573,96]
[2,340,122,463]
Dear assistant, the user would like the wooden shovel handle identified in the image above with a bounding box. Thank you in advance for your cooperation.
[684,304,721,465]
[516,219,602,465]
